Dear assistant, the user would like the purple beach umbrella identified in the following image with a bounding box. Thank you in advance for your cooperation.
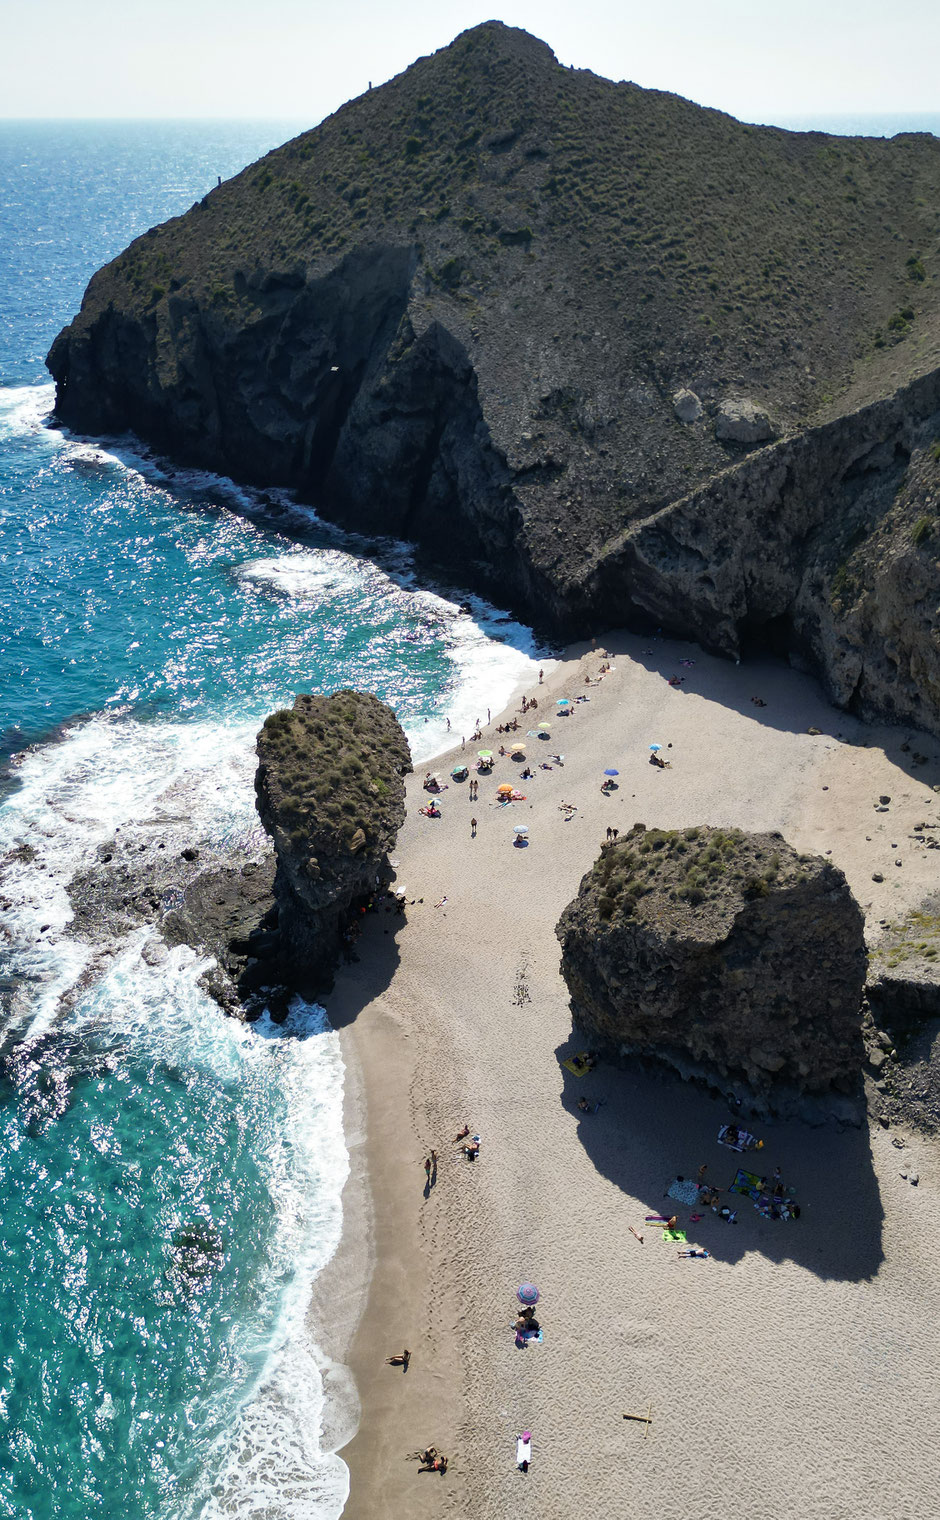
[517,1282,540,1305]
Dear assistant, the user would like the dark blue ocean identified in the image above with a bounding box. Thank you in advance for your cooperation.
[0,120,545,1520]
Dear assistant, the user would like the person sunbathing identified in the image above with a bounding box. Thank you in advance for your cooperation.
[418,1452,448,1473]
[677,1248,710,1258]
[452,1125,470,1142]
[386,1349,411,1368]
[461,1137,480,1159]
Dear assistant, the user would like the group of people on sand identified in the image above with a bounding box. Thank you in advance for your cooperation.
[412,1446,448,1474]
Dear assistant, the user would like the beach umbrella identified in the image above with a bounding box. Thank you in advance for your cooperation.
[604,768,619,777]
[556,698,571,706]
[649,742,662,752]
[510,746,526,757]
[513,823,529,835]
[517,1282,539,1304]
[498,783,514,795]
[526,730,541,738]
[478,749,493,759]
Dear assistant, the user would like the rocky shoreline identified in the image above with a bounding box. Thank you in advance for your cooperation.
[45,23,940,736]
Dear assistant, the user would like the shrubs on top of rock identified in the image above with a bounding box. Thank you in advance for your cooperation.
[256,689,411,861]
[255,690,412,985]
[557,823,867,1097]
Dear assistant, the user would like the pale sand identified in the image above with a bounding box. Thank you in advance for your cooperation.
[321,632,940,1519]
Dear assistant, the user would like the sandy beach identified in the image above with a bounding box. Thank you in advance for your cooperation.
[319,631,940,1519]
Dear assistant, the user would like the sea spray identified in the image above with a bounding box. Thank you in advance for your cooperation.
[1,377,548,1518]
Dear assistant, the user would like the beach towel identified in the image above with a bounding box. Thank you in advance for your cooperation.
[666,1178,701,1207]
[661,1228,687,1242]
[729,1168,764,1199]
[516,1435,532,1468]
[718,1125,762,1152]
[562,1053,592,1076]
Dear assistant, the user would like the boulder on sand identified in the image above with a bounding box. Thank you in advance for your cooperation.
[556,823,867,1096]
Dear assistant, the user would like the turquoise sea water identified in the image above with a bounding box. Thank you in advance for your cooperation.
[0,121,546,1519]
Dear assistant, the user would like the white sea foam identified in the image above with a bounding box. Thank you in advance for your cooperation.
[2,380,552,1517]
[237,549,552,763]
[62,943,351,1520]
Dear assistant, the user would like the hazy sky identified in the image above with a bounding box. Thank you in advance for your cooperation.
[2,0,938,124]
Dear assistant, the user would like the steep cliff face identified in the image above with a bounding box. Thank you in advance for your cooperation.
[557,824,867,1098]
[583,370,940,728]
[47,22,940,727]
[254,690,411,985]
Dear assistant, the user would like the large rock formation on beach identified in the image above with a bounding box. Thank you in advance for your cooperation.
[254,689,411,985]
[47,23,940,731]
[556,824,867,1098]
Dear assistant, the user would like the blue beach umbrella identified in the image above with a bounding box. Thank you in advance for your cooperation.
[556,698,571,706]
[649,743,662,753]
[604,768,619,777]
[517,1283,540,1304]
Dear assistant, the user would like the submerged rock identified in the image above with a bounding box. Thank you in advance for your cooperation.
[556,823,867,1096]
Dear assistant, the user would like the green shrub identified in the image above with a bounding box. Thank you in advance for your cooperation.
[906,255,926,281]
[911,515,932,546]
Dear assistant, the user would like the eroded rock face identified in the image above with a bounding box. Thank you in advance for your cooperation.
[557,824,867,1096]
[254,690,411,986]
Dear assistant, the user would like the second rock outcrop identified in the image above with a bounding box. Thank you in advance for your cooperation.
[557,824,867,1098]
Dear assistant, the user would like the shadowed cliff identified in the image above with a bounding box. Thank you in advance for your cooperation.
[47,22,940,730]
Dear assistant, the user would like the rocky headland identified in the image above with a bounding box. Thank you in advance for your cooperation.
[60,690,411,1014]
[254,688,411,988]
[46,22,940,734]
[557,823,868,1111]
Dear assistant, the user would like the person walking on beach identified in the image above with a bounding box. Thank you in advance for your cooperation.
[471,817,477,837]
[424,1155,432,1184]
[538,668,544,684]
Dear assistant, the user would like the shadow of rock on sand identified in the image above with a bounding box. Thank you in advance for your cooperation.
[555,1037,885,1283]
[317,910,404,1033]
[616,632,940,787]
